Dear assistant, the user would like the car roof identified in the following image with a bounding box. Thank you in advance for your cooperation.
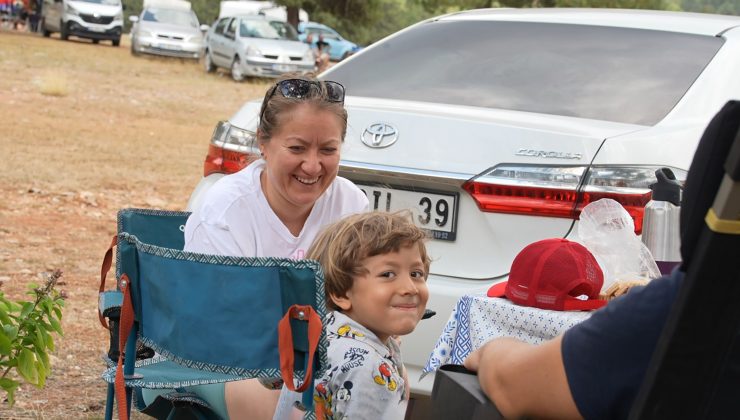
[223,14,281,22]
[441,8,740,36]
[304,21,337,29]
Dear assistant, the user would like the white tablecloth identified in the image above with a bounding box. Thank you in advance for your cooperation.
[422,293,593,377]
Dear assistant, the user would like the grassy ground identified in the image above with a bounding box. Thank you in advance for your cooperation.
[0,29,271,419]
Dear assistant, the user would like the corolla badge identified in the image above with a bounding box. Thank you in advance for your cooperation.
[515,148,583,160]
[361,123,398,148]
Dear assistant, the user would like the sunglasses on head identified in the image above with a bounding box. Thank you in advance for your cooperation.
[271,78,344,102]
[261,79,345,119]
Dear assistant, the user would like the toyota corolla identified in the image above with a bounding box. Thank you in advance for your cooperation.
[187,8,740,399]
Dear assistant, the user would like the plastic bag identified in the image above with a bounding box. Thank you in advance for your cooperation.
[577,199,661,292]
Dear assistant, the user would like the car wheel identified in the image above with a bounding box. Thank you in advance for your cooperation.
[203,49,215,73]
[60,20,68,40]
[92,39,99,44]
[341,51,352,61]
[42,19,51,37]
[112,38,120,47]
[231,56,244,82]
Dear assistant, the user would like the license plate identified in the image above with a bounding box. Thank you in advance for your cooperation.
[88,27,104,32]
[356,183,459,241]
[272,64,296,73]
[155,43,181,51]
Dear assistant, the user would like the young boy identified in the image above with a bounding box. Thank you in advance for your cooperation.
[308,211,430,419]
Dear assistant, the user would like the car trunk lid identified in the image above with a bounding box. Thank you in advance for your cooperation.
[340,97,645,279]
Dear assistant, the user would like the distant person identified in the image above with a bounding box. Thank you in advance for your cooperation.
[28,0,40,32]
[315,34,330,72]
[275,211,430,419]
[11,0,25,30]
[304,32,330,72]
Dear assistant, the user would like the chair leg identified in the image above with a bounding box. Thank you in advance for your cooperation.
[105,382,115,420]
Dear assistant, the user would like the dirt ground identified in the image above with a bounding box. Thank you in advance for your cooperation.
[0,29,272,419]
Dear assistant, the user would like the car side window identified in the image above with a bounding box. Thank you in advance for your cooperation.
[225,18,237,39]
[317,28,338,40]
[214,18,229,35]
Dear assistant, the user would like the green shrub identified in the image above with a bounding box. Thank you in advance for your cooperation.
[0,270,65,406]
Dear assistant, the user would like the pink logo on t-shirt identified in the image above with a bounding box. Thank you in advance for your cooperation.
[292,249,306,260]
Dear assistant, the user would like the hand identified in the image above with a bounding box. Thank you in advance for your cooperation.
[599,279,649,301]
[464,347,483,372]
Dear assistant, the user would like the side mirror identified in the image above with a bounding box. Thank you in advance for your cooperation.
[129,15,138,23]
[200,24,209,32]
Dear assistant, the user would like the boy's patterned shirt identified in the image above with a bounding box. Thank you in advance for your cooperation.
[314,311,407,420]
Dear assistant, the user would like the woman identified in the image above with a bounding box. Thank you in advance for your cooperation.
[182,75,369,419]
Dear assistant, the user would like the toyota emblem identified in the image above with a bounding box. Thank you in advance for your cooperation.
[361,123,398,148]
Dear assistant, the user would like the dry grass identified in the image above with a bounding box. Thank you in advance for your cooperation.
[36,71,71,97]
[0,29,272,418]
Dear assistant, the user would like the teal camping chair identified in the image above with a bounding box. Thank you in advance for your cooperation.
[98,208,328,420]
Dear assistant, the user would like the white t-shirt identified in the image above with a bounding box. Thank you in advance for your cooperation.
[184,159,369,258]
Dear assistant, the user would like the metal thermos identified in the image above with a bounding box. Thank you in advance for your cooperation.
[642,168,682,275]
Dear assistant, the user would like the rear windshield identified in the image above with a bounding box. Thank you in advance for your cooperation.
[325,21,723,125]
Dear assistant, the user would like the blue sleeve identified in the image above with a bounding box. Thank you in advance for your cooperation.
[562,270,683,420]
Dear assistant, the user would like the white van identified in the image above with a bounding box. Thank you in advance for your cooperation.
[41,0,124,46]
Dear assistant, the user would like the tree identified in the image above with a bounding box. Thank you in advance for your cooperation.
[273,0,305,29]
[273,0,425,45]
[682,0,739,15]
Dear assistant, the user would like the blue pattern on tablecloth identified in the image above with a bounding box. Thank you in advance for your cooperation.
[450,295,473,365]
[422,293,592,377]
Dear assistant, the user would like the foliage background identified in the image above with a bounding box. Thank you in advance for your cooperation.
[120,0,739,45]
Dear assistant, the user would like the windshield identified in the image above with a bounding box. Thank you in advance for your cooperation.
[325,21,723,125]
[239,19,298,40]
[142,8,199,27]
[75,0,120,4]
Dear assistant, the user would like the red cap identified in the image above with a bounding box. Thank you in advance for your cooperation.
[487,239,607,311]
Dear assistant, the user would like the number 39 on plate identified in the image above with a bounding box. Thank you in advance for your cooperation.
[357,184,458,241]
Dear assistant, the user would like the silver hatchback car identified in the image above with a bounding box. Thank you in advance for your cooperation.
[203,14,316,81]
[129,4,208,59]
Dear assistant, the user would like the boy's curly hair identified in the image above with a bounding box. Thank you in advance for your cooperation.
[306,211,431,311]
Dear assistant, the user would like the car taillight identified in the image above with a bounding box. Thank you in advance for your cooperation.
[463,165,686,234]
[203,121,259,177]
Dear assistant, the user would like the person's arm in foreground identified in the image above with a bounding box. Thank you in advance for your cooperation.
[464,335,582,420]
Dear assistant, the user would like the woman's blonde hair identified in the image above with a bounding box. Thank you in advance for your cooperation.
[306,211,431,310]
[257,73,348,144]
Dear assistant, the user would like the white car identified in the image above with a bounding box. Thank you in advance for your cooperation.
[41,0,124,45]
[188,8,740,398]
[129,2,209,59]
[202,14,315,81]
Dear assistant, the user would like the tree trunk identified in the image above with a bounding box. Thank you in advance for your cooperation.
[286,6,299,30]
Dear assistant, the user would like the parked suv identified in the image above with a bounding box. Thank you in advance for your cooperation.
[188,9,740,396]
[41,0,123,46]
[298,21,359,61]
[202,14,315,81]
